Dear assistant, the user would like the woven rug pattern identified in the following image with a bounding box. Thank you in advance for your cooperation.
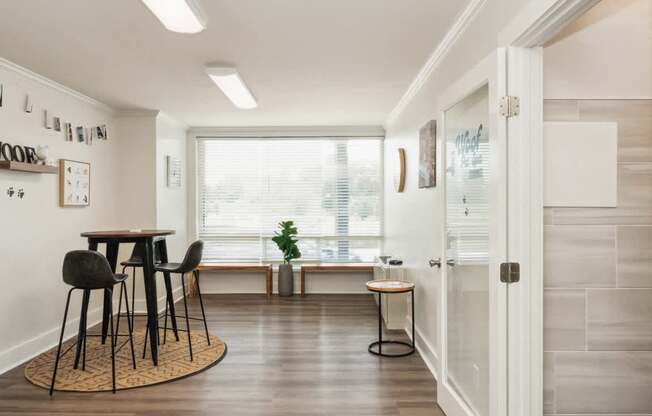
[25,328,226,392]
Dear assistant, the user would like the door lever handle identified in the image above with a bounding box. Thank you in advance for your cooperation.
[429,258,455,268]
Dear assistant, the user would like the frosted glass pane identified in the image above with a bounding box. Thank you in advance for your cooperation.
[445,84,490,416]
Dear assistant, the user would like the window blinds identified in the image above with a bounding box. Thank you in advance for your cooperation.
[197,137,383,263]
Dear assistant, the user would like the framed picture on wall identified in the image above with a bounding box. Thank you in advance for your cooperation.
[59,159,90,207]
[418,120,437,188]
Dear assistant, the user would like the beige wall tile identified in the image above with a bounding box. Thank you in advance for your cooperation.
[544,290,586,350]
[616,117,652,163]
[550,163,652,225]
[618,226,652,287]
[543,352,555,414]
[579,100,652,121]
[554,351,652,414]
[544,100,580,121]
[544,226,616,287]
[587,289,652,350]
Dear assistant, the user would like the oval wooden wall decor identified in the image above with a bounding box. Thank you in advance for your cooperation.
[394,148,406,192]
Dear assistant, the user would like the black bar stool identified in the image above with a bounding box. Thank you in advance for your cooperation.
[143,240,209,362]
[50,250,136,395]
[119,243,160,328]
[366,280,415,357]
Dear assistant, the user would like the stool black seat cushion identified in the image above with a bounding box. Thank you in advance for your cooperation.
[119,243,161,267]
[154,240,203,274]
[63,250,127,289]
[154,262,182,273]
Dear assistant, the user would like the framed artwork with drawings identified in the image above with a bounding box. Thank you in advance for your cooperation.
[59,159,90,207]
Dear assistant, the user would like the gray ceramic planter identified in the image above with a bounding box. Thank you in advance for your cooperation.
[278,263,294,297]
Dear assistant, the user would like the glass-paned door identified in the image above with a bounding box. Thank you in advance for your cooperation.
[439,49,507,416]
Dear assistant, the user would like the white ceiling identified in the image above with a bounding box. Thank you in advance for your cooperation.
[0,0,467,127]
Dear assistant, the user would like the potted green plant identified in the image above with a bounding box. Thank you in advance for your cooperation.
[272,220,301,296]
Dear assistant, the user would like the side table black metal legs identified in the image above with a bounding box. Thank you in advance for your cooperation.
[367,282,415,357]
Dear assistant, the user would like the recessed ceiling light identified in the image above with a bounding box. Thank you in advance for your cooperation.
[206,67,258,110]
[141,0,207,34]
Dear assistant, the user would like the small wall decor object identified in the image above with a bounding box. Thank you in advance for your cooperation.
[0,84,3,107]
[86,127,93,145]
[76,126,85,143]
[44,110,52,129]
[53,117,61,132]
[6,186,14,197]
[394,148,406,193]
[100,125,107,140]
[64,123,73,141]
[17,188,24,199]
[35,145,54,166]
[59,159,90,207]
[24,94,33,113]
[94,126,105,140]
[166,155,182,187]
[418,120,437,188]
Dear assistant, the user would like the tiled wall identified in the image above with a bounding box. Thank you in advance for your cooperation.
[543,100,652,415]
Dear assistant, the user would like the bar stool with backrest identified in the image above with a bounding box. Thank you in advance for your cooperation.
[119,243,161,328]
[142,240,209,362]
[50,250,136,395]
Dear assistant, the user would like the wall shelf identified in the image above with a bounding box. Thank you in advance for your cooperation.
[0,161,58,174]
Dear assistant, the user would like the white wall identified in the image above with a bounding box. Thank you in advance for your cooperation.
[544,0,652,99]
[0,62,120,373]
[383,0,533,377]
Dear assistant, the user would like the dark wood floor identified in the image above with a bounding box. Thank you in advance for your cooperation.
[0,294,443,416]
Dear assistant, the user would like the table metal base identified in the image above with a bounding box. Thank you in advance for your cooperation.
[368,289,415,357]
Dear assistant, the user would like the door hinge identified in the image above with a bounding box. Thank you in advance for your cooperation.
[500,262,520,283]
[499,96,520,117]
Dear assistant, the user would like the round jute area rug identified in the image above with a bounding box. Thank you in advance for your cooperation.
[25,328,227,392]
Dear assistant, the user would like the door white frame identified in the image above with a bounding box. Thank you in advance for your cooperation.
[437,49,508,416]
[497,1,601,416]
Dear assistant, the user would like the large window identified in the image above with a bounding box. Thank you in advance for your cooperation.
[197,137,383,263]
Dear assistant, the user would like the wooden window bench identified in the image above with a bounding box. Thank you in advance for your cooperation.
[300,263,374,296]
[197,263,273,297]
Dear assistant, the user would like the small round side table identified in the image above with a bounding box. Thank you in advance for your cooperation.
[366,280,415,357]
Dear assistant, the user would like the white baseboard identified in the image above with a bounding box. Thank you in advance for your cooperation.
[0,305,103,375]
[0,286,185,376]
[405,316,440,381]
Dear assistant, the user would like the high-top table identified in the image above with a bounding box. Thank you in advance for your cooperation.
[80,229,175,366]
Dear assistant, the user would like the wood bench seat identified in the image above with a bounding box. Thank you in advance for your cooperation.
[197,263,273,297]
[300,263,374,296]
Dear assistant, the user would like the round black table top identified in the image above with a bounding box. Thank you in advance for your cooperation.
[81,229,175,238]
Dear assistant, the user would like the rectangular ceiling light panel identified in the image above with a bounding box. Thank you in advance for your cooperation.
[142,0,206,34]
[206,67,257,110]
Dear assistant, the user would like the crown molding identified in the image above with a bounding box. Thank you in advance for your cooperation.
[189,125,385,138]
[115,109,160,118]
[384,0,487,127]
[500,0,600,47]
[0,57,116,114]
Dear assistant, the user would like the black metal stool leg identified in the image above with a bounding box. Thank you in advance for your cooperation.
[82,329,87,371]
[122,281,137,369]
[114,282,124,348]
[142,323,149,359]
[163,297,169,345]
[194,270,210,345]
[131,266,136,329]
[50,288,74,396]
[108,288,116,394]
[181,273,193,361]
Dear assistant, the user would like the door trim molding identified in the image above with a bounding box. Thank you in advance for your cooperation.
[498,1,598,415]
